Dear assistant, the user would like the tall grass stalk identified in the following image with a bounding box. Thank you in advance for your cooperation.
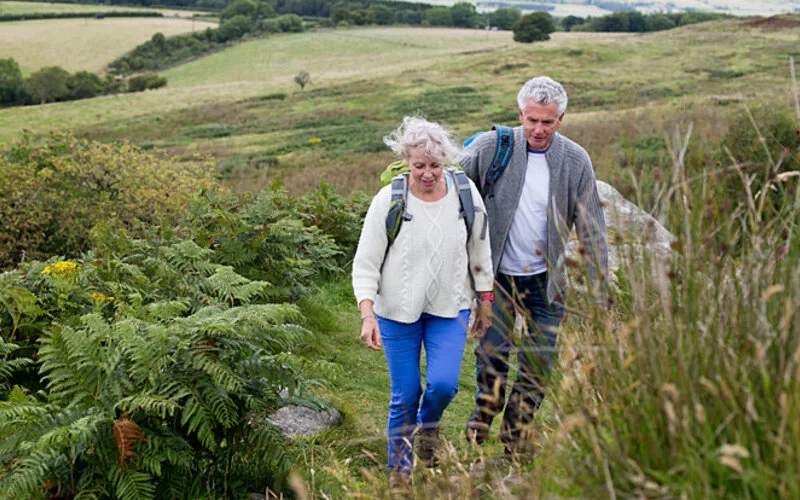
[552,96,800,497]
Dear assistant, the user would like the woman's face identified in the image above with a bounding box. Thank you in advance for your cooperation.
[405,147,444,195]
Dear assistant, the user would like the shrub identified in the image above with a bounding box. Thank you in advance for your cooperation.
[0,134,215,268]
[215,15,255,42]
[127,73,167,92]
[0,228,322,498]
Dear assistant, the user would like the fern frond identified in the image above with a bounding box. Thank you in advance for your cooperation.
[0,447,65,499]
[107,467,155,500]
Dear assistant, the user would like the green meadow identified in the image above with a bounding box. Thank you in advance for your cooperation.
[1,14,799,498]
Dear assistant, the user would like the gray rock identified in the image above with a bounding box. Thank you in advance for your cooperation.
[268,406,342,439]
[566,181,675,272]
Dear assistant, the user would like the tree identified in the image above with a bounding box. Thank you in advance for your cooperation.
[220,0,258,21]
[512,12,555,43]
[23,66,70,105]
[255,1,276,18]
[489,7,521,30]
[371,4,394,25]
[424,7,452,26]
[66,71,104,100]
[0,58,24,106]
[332,8,351,24]
[561,15,585,31]
[645,13,676,31]
[215,15,255,42]
[293,71,311,90]
[450,2,477,28]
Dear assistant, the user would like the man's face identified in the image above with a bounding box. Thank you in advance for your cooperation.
[519,99,563,151]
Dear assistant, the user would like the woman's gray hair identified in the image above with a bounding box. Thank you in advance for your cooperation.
[517,76,568,115]
[383,116,460,164]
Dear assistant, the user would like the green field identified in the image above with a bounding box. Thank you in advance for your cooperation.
[0,1,207,17]
[3,20,793,196]
[0,17,217,74]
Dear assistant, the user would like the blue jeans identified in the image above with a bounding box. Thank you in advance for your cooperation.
[470,272,564,445]
[377,310,470,474]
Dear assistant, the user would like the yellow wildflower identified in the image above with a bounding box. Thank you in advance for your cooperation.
[91,293,115,302]
[41,261,80,275]
[308,137,322,144]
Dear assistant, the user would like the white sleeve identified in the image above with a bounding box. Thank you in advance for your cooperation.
[352,187,390,305]
[466,180,494,293]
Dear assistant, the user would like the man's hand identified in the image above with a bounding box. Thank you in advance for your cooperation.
[360,316,382,351]
[471,299,492,338]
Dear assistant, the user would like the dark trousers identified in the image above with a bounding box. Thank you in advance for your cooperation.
[470,272,564,445]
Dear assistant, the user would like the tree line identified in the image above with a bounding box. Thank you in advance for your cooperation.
[0,59,167,107]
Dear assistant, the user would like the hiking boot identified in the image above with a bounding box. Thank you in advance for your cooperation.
[389,471,410,490]
[465,406,493,445]
[416,427,440,467]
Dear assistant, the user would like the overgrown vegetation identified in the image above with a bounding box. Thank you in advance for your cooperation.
[0,134,370,497]
[0,134,215,267]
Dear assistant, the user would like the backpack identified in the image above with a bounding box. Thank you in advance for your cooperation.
[384,167,486,248]
[464,124,514,199]
[380,124,513,247]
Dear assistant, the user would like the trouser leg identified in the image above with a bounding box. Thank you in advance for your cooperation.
[378,315,423,475]
[468,274,516,441]
[500,273,564,448]
[417,310,470,428]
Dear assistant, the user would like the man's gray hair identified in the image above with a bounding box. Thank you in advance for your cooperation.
[517,76,568,115]
[383,116,459,164]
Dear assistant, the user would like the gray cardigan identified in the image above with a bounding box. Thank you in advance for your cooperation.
[457,128,608,305]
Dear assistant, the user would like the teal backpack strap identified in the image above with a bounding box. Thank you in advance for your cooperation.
[385,173,411,246]
[483,124,514,199]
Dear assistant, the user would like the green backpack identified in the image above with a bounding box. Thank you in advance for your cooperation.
[381,161,486,248]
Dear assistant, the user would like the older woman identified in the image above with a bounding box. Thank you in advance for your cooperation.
[352,116,494,486]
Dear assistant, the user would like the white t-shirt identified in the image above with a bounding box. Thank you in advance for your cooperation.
[499,150,550,276]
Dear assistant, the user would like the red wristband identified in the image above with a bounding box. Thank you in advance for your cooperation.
[479,292,494,303]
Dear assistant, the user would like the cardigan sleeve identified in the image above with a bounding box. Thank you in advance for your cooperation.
[352,187,390,306]
[575,162,609,305]
[466,180,494,293]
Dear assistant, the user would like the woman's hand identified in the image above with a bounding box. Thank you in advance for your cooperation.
[471,299,492,338]
[360,316,382,351]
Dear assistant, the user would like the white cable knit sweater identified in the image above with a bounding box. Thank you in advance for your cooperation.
[352,178,493,323]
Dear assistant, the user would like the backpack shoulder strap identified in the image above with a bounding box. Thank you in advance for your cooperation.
[483,124,514,198]
[385,173,412,246]
[448,168,475,241]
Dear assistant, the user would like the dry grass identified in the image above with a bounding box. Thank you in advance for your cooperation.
[0,1,207,17]
[0,17,217,74]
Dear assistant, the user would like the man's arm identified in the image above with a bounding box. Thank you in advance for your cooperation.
[575,163,609,306]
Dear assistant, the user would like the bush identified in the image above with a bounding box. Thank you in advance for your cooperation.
[127,73,167,92]
[66,70,104,100]
[512,12,555,43]
[0,231,319,498]
[0,58,25,106]
[0,134,215,268]
[215,14,255,42]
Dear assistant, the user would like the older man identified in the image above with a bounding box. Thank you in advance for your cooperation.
[458,76,608,453]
